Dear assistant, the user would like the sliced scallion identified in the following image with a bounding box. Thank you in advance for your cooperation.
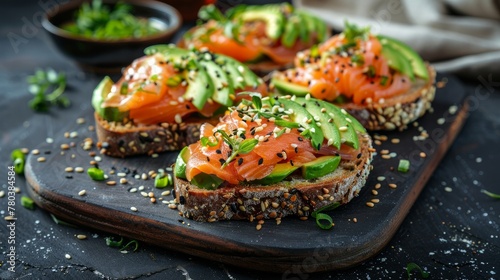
[406,262,429,279]
[87,167,105,181]
[398,159,410,173]
[21,195,35,210]
[11,149,26,174]
[481,189,500,199]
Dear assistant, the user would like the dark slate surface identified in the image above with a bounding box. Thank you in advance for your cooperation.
[1,1,499,279]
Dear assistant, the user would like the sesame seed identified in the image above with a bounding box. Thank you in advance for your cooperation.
[37,157,46,162]
[78,190,86,196]
[32,149,40,155]
[120,178,127,184]
[381,154,391,159]
[388,183,397,189]
[420,152,427,158]
[117,172,127,177]
[353,218,358,223]
[46,137,54,143]
[437,118,445,125]
[339,126,348,132]
[366,202,375,208]
[161,190,171,196]
[65,254,71,260]
[76,118,86,124]
[129,188,137,193]
[375,183,381,189]
[106,181,116,186]
[391,138,400,144]
[174,114,182,124]
[130,206,138,212]
[0,191,4,198]
[76,234,87,240]
[65,167,74,172]
[371,199,380,203]
[377,176,386,181]
[372,190,378,196]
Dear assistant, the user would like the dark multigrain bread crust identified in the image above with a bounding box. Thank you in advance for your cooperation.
[174,132,373,222]
[94,113,219,158]
[340,64,436,131]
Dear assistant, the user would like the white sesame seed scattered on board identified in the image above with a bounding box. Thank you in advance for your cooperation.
[366,202,375,208]
[0,191,5,198]
[46,138,54,144]
[76,234,87,240]
[119,178,127,184]
[69,131,78,138]
[65,167,74,172]
[65,254,71,260]
[106,181,116,186]
[377,176,386,182]
[76,118,86,124]
[32,149,40,155]
[420,152,427,158]
[129,188,137,193]
[37,157,46,162]
[78,190,86,196]
[75,167,84,173]
[130,206,138,212]
[388,183,398,189]
[445,187,452,192]
[437,118,445,125]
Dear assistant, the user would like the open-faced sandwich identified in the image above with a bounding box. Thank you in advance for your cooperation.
[270,22,436,131]
[92,44,267,157]
[173,94,373,222]
[178,3,329,75]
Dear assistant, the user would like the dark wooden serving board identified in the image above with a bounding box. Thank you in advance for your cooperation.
[25,73,468,273]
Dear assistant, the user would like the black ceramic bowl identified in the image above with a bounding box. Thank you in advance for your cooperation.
[42,0,182,72]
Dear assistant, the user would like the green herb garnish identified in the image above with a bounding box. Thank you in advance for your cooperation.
[50,214,77,227]
[311,202,341,230]
[120,240,139,252]
[21,195,35,210]
[27,69,68,112]
[215,129,258,169]
[11,149,26,175]
[406,262,429,279]
[343,21,370,43]
[351,54,364,65]
[62,0,160,40]
[398,159,410,173]
[87,167,105,181]
[481,189,500,199]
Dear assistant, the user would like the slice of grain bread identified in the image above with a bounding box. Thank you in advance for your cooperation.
[340,65,436,131]
[173,132,373,222]
[95,113,219,158]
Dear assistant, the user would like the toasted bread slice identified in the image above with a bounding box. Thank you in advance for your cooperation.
[95,113,219,158]
[174,132,373,222]
[340,65,436,131]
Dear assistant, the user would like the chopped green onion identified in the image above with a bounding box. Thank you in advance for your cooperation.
[406,262,429,279]
[481,189,500,199]
[311,212,334,229]
[87,167,105,181]
[380,75,389,86]
[154,172,169,188]
[11,149,26,174]
[311,202,340,230]
[166,75,182,87]
[200,136,218,147]
[351,54,364,65]
[120,240,139,252]
[21,195,35,210]
[120,82,128,95]
[105,236,124,247]
[398,159,410,173]
[50,214,77,227]
[366,65,376,78]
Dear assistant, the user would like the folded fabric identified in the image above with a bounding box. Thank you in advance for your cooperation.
[294,0,500,80]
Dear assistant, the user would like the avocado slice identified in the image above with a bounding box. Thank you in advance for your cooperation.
[254,163,299,185]
[281,15,300,48]
[378,35,428,80]
[199,60,233,107]
[92,76,128,122]
[315,99,360,149]
[381,43,415,81]
[278,98,324,150]
[174,146,190,179]
[297,98,341,149]
[301,155,341,180]
[238,5,285,40]
[272,77,310,96]
[221,56,261,89]
[183,60,214,110]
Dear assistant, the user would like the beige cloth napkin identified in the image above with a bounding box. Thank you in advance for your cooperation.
[294,0,500,80]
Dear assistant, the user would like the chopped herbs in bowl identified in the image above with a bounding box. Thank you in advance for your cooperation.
[62,0,163,40]
[42,0,182,71]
